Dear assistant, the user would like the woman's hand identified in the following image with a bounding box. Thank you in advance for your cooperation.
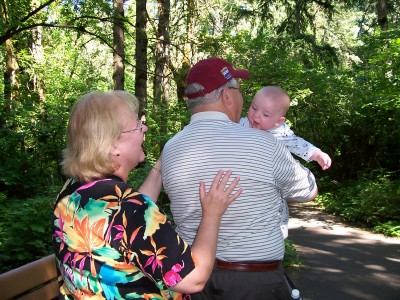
[171,170,242,294]
[199,170,242,219]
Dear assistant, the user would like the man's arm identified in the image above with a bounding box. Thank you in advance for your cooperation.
[273,141,318,203]
[285,170,318,203]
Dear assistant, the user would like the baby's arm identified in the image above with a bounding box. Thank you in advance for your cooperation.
[310,150,332,170]
[269,123,331,170]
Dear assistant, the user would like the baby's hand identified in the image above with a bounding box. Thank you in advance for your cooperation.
[310,149,332,170]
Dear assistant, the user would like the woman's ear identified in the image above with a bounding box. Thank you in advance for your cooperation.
[110,142,120,157]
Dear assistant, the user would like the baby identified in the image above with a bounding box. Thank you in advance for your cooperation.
[240,86,332,238]
[240,86,331,170]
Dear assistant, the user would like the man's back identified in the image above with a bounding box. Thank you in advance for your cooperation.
[162,112,316,262]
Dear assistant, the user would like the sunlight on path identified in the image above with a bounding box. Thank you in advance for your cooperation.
[287,202,400,300]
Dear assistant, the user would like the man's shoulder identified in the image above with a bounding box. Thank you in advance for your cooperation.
[236,124,278,141]
[164,127,187,147]
[165,122,278,148]
[239,117,249,127]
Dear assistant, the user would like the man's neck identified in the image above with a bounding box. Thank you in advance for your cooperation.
[192,104,237,122]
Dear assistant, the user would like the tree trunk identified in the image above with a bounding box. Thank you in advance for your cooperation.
[294,0,302,38]
[169,0,195,103]
[4,38,20,109]
[113,0,125,90]
[153,0,170,146]
[377,0,388,30]
[1,2,19,108]
[31,22,45,102]
[135,0,148,117]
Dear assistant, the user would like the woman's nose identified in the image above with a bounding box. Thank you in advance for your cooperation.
[142,124,148,133]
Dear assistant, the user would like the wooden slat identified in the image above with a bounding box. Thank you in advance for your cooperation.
[18,278,58,300]
[0,254,58,300]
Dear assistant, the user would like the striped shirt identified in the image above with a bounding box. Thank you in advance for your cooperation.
[162,112,317,261]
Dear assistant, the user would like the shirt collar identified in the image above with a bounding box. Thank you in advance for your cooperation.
[190,111,231,123]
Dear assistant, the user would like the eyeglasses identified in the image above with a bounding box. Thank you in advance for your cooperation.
[121,119,144,134]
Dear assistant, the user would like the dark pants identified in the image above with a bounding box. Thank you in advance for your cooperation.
[191,265,291,300]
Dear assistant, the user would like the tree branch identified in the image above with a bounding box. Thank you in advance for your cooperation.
[0,11,137,46]
[0,22,136,68]
[20,0,58,23]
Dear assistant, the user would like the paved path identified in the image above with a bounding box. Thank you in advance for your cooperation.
[286,202,400,300]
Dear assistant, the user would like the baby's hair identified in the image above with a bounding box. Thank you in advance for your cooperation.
[257,86,291,116]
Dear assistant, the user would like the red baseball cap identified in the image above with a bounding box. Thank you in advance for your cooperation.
[185,57,250,99]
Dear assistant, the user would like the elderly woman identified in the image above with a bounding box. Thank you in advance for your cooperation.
[52,91,242,299]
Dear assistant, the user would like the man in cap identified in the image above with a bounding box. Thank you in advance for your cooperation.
[161,57,317,299]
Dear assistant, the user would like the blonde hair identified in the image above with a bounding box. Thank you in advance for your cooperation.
[62,91,139,182]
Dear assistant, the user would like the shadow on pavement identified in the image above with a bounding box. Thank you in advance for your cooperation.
[286,203,400,300]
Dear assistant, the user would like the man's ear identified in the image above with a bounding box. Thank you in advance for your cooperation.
[221,87,233,107]
[274,117,286,127]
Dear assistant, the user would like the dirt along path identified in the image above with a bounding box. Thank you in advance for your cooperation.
[285,202,400,300]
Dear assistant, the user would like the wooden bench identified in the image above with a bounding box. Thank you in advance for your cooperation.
[0,254,58,300]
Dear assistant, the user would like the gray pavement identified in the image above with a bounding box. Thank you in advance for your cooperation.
[286,202,400,300]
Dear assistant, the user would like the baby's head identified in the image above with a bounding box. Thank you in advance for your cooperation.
[247,86,290,131]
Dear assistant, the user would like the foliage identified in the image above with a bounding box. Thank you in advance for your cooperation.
[0,26,114,198]
[373,221,400,237]
[283,239,303,270]
[316,174,400,237]
[0,192,57,273]
[226,27,400,182]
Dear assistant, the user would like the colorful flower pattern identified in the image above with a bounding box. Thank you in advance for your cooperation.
[52,175,195,299]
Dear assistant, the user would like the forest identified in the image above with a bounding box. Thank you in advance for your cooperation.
[0,0,399,272]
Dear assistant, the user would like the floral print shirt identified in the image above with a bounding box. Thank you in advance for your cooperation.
[52,175,195,299]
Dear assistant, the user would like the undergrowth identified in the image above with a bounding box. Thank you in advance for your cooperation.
[316,176,400,237]
[0,193,55,273]
[284,239,303,270]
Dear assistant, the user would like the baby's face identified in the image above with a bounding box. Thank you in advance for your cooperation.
[247,94,284,131]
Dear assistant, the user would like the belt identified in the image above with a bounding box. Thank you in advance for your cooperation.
[216,259,281,272]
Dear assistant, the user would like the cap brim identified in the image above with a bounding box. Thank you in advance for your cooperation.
[232,69,250,79]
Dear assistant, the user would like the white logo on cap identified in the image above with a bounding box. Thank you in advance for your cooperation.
[221,67,233,80]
